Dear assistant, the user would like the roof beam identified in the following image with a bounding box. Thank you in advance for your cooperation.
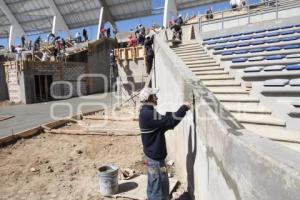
[98,0,116,27]
[0,0,25,47]
[46,0,70,35]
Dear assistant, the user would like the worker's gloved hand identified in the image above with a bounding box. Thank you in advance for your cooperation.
[184,101,192,110]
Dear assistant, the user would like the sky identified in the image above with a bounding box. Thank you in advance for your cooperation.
[0,0,260,47]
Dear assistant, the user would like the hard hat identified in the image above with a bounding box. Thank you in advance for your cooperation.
[139,87,159,102]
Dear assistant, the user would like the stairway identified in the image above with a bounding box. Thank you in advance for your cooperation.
[172,42,300,152]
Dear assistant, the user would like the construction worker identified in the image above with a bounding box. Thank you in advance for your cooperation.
[144,35,154,74]
[139,87,191,200]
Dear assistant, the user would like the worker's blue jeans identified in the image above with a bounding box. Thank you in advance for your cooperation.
[145,155,169,200]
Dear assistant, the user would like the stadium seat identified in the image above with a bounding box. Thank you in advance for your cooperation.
[252,35,265,39]
[266,32,280,37]
[244,66,264,72]
[248,56,265,62]
[268,27,280,31]
[267,38,281,43]
[250,41,265,45]
[290,79,300,86]
[240,36,252,40]
[286,54,300,59]
[214,46,225,50]
[238,42,250,47]
[265,46,281,51]
[265,55,286,60]
[255,30,266,33]
[218,40,228,44]
[283,44,300,50]
[232,58,248,63]
[243,31,255,35]
[232,33,243,37]
[280,25,294,29]
[280,30,295,35]
[207,41,217,45]
[222,51,235,55]
[295,29,300,33]
[264,79,289,86]
[203,38,211,41]
[223,35,232,38]
[264,65,286,71]
[235,50,249,54]
[228,38,240,42]
[286,64,300,70]
[214,36,222,40]
[226,44,237,49]
[249,48,265,53]
[281,36,298,41]
[296,24,300,27]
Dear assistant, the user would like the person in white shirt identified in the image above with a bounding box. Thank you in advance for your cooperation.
[230,0,240,10]
[15,45,23,61]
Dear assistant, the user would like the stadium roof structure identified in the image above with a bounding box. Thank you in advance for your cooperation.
[0,0,224,43]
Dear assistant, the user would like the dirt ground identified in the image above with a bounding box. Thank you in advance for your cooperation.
[0,107,146,200]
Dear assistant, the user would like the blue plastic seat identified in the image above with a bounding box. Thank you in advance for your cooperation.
[286,64,300,70]
[280,30,295,35]
[295,29,300,33]
[228,38,240,42]
[238,43,250,47]
[268,28,280,31]
[232,58,248,63]
[267,38,281,43]
[265,55,286,60]
[296,24,300,27]
[203,38,212,41]
[265,46,281,51]
[222,51,234,55]
[218,40,228,44]
[207,41,217,45]
[222,35,232,38]
[252,34,265,39]
[281,36,298,41]
[249,48,265,53]
[283,44,300,50]
[214,46,225,50]
[225,44,237,49]
[256,30,266,33]
[243,31,255,35]
[240,36,252,40]
[266,32,280,37]
[232,33,243,37]
[281,25,294,29]
[214,36,222,40]
[235,50,249,54]
[250,41,265,45]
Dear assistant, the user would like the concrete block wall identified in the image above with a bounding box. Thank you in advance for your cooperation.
[154,34,300,200]
[5,61,87,104]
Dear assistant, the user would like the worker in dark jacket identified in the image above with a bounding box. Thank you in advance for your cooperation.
[139,87,191,200]
[144,35,155,74]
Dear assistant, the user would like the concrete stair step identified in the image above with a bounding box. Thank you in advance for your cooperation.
[175,51,207,56]
[190,67,224,72]
[209,87,249,94]
[187,63,219,67]
[184,60,216,64]
[174,49,205,54]
[224,104,272,114]
[182,57,213,61]
[202,80,241,86]
[173,47,204,52]
[215,94,259,102]
[177,43,199,47]
[195,71,228,75]
[197,75,234,81]
[233,113,286,126]
[179,54,210,59]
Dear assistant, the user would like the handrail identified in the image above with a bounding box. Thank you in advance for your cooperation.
[198,0,300,32]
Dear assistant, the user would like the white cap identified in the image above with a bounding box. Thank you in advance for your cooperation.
[178,14,182,17]
[139,87,159,102]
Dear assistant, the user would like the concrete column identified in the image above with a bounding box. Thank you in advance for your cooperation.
[8,25,24,48]
[163,0,178,28]
[47,0,70,36]
[96,6,117,39]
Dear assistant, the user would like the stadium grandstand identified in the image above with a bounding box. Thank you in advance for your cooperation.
[0,0,300,200]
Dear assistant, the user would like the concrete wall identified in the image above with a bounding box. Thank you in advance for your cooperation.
[87,39,115,94]
[154,34,300,200]
[0,56,8,101]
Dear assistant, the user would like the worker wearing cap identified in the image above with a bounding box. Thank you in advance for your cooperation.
[139,87,191,200]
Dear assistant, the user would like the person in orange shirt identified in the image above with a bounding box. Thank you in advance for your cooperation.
[127,35,137,47]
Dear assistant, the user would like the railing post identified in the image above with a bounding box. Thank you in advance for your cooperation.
[276,0,279,19]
